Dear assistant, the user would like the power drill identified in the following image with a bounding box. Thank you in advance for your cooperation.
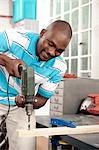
[18,64,35,130]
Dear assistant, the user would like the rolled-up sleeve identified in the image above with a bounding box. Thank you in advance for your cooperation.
[38,80,59,98]
[38,60,67,99]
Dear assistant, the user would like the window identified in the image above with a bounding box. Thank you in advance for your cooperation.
[50,0,92,78]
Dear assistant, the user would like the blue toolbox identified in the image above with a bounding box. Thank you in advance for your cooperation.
[51,118,76,128]
[50,118,76,147]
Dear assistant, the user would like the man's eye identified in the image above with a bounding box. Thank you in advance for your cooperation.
[48,42,54,47]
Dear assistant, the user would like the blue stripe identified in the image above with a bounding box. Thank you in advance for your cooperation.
[42,58,55,67]
[0,90,17,105]
[51,75,62,83]
[8,86,19,95]
[0,99,16,105]
[58,56,66,63]
[0,69,19,96]
[0,32,9,52]
[16,78,21,86]
[32,65,53,78]
[38,87,54,98]
[10,43,36,66]
[0,69,8,90]
[25,32,39,55]
[10,42,25,59]
[0,90,17,97]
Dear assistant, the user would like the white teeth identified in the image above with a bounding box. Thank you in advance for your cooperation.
[42,51,48,58]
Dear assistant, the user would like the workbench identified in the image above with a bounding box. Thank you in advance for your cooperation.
[36,114,99,150]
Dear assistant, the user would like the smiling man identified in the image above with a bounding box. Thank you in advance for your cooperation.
[0,20,72,150]
[37,21,71,61]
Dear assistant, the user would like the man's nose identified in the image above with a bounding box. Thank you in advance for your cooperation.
[47,47,56,56]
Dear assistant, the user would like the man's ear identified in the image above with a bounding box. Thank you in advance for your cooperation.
[40,29,47,37]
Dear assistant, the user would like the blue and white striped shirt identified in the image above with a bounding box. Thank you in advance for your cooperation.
[0,29,67,105]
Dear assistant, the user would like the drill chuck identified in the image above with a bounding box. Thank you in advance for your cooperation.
[25,103,33,116]
[25,95,34,116]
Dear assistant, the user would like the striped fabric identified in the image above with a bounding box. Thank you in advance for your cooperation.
[0,29,67,105]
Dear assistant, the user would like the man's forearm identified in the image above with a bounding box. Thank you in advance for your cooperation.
[33,93,48,109]
[15,94,48,109]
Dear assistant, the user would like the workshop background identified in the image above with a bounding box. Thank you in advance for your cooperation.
[0,0,99,116]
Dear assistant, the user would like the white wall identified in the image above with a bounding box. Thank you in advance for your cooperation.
[0,0,12,16]
[37,0,50,32]
[91,0,99,79]
[0,0,13,31]
[35,100,50,116]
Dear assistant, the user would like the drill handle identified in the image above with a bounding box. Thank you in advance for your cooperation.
[18,64,26,75]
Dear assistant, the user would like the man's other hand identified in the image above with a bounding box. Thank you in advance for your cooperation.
[15,96,25,108]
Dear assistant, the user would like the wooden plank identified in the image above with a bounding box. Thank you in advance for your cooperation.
[36,137,49,150]
[17,125,99,137]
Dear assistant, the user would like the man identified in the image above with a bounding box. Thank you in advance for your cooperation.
[0,20,72,150]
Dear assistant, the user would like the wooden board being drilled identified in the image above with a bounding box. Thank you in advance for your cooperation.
[17,125,99,137]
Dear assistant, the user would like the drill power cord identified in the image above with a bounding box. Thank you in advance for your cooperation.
[0,75,16,132]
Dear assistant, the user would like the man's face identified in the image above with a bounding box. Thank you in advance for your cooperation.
[36,28,70,61]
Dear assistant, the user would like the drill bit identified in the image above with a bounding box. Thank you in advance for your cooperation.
[26,103,33,130]
[28,115,30,130]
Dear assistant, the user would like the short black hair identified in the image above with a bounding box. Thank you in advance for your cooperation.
[47,20,72,39]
